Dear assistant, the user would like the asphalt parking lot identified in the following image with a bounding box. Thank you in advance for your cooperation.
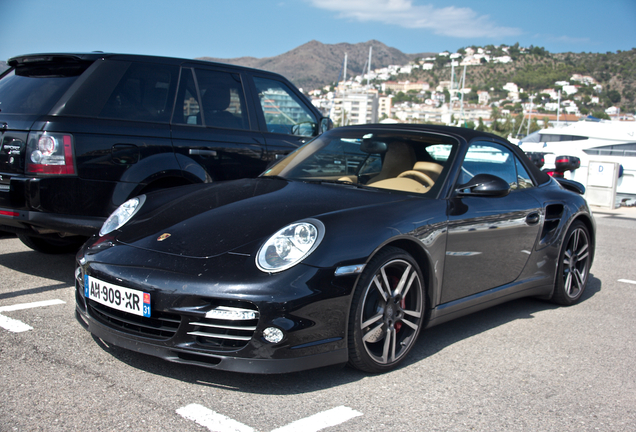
[1,206,635,431]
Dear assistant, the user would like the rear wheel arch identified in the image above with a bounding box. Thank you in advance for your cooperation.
[138,176,195,195]
[111,154,211,204]
[573,214,595,262]
[551,219,592,305]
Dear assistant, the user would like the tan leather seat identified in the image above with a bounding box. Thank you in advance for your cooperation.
[412,161,443,181]
[369,177,431,193]
[368,142,416,183]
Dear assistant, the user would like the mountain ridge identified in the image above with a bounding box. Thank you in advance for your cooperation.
[198,39,434,91]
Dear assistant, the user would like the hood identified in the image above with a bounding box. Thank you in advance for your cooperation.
[115,178,412,258]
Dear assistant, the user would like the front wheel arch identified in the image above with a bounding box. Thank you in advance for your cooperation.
[368,239,433,309]
[347,246,427,373]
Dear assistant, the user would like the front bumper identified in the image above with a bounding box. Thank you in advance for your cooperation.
[74,244,356,374]
[75,308,347,373]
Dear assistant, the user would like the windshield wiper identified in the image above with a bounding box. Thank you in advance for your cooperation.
[304,179,377,190]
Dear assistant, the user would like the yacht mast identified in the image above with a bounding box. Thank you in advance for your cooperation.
[367,46,372,87]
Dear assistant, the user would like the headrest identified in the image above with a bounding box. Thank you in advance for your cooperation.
[360,139,387,154]
[202,85,230,111]
[413,161,444,175]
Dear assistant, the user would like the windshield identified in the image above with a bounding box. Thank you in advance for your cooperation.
[264,128,458,195]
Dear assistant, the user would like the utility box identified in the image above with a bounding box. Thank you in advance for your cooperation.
[585,161,620,208]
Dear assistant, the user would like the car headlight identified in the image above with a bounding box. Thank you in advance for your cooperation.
[99,195,146,237]
[256,219,325,273]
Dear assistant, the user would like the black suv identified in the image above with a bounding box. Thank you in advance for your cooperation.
[0,53,330,252]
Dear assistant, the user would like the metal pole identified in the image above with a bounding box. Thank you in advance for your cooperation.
[527,95,534,136]
[459,64,466,126]
[367,46,372,87]
[450,61,455,126]
[556,90,561,127]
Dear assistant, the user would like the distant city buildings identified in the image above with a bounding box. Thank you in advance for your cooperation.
[308,44,631,128]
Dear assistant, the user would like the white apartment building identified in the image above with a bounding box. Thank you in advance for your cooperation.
[378,95,392,119]
[562,85,579,95]
[503,82,519,93]
[393,102,491,126]
[477,91,491,105]
[330,91,379,125]
[382,81,430,93]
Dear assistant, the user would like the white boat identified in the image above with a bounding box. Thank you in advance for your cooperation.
[517,119,636,200]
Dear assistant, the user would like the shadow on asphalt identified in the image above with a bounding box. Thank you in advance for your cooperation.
[91,273,602,395]
[0,236,76,301]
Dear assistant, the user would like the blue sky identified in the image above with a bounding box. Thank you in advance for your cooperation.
[1,0,635,62]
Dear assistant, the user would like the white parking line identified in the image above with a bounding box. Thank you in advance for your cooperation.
[177,404,255,432]
[0,299,66,332]
[270,406,363,432]
[176,404,363,432]
[618,279,636,285]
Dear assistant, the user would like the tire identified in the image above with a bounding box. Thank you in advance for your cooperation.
[348,247,425,373]
[17,234,86,254]
[551,221,591,305]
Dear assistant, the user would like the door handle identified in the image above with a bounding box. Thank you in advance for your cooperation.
[526,212,541,225]
[189,149,217,157]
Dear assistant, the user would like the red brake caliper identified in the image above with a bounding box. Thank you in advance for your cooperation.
[390,274,406,332]
[395,297,406,332]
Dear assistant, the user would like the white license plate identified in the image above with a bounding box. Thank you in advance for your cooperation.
[84,275,151,318]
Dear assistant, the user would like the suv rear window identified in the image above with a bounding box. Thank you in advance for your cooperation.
[61,60,179,123]
[0,62,89,114]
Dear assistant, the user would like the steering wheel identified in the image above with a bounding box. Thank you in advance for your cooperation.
[397,170,434,188]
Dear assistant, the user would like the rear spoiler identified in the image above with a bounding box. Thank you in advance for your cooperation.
[556,177,585,195]
[8,53,103,67]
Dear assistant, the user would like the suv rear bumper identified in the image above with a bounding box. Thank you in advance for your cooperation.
[0,175,113,236]
[0,207,103,236]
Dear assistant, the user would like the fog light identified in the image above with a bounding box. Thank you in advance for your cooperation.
[263,327,284,344]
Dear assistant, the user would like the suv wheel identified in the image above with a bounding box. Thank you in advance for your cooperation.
[17,234,86,254]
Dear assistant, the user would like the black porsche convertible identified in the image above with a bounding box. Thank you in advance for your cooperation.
[74,124,595,374]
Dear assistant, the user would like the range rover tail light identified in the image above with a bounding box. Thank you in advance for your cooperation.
[26,132,76,175]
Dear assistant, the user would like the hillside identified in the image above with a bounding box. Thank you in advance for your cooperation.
[199,39,433,91]
[395,48,636,112]
[201,42,635,113]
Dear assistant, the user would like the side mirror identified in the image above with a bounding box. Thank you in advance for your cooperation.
[291,122,317,137]
[456,174,510,197]
[319,117,333,134]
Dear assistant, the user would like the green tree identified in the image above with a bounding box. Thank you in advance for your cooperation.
[529,117,541,134]
[542,117,550,128]
[591,110,610,120]
[501,116,513,137]
[462,120,476,129]
[490,107,501,132]
[608,90,622,103]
